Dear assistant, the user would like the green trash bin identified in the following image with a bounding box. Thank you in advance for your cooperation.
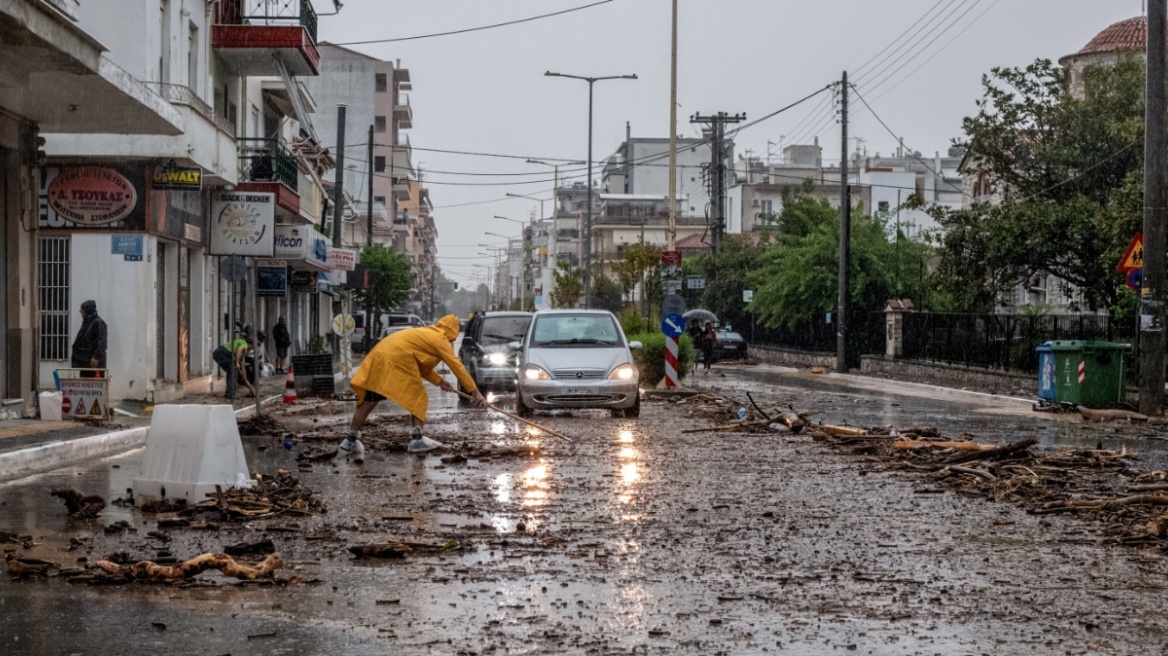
[1048,340,1132,408]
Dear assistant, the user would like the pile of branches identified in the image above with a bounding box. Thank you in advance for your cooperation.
[676,391,809,434]
[811,425,1168,550]
[141,470,327,522]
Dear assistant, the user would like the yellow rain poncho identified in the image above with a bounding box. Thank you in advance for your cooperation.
[350,314,477,421]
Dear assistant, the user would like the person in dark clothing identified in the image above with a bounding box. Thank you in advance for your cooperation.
[701,322,717,372]
[272,316,291,374]
[70,300,107,378]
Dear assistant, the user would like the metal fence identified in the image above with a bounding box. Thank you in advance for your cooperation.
[750,312,885,368]
[900,312,1131,373]
[748,310,1133,374]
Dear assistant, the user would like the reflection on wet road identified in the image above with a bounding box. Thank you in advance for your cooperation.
[3,365,1168,654]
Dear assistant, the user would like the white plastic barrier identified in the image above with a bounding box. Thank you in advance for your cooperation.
[132,405,252,504]
[39,391,62,421]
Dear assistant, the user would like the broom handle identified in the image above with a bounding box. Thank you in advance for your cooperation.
[452,389,573,443]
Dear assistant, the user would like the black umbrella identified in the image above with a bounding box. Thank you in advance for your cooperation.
[683,309,719,325]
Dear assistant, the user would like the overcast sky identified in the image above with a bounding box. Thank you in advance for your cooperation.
[315,0,1143,289]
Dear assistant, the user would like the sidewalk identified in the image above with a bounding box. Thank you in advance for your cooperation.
[0,373,293,481]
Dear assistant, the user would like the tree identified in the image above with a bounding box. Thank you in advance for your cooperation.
[749,186,930,329]
[550,261,583,308]
[592,274,624,313]
[934,57,1145,313]
[694,233,770,330]
[353,244,412,336]
[612,239,661,310]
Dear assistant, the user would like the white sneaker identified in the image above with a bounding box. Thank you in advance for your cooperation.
[407,427,442,454]
[339,433,364,456]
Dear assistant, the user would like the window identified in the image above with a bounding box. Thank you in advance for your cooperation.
[374,156,386,172]
[187,22,199,93]
[878,201,890,213]
[375,73,387,93]
[760,200,773,214]
[374,195,386,207]
[374,115,387,132]
[39,237,70,361]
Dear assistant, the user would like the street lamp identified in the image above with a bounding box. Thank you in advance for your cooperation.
[492,214,524,225]
[545,71,638,308]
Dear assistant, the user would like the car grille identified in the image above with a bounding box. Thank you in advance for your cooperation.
[552,368,606,380]
[544,394,613,403]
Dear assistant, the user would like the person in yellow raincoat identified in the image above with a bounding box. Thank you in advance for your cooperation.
[341,314,485,455]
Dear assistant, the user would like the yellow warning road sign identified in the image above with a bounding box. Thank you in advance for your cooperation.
[1118,232,1144,272]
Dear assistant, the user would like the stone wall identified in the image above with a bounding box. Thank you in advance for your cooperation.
[748,344,837,369]
[861,355,1036,395]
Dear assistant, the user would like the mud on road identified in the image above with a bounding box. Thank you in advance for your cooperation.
[3,367,1168,655]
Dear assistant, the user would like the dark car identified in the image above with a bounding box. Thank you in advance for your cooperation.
[713,327,748,361]
[457,311,533,398]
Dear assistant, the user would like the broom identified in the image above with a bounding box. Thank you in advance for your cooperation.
[452,389,573,443]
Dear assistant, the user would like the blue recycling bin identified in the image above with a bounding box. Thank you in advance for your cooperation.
[1036,341,1056,401]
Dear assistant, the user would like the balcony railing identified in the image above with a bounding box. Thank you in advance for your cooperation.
[215,0,318,43]
[144,83,235,137]
[238,138,298,192]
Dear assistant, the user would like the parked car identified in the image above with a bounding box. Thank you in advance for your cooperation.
[351,311,424,352]
[458,311,533,399]
[713,326,748,361]
[514,310,642,418]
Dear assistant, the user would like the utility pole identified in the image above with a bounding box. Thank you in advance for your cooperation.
[1142,0,1166,415]
[332,104,346,248]
[667,0,679,251]
[429,260,436,321]
[691,112,745,256]
[367,124,374,248]
[837,72,850,374]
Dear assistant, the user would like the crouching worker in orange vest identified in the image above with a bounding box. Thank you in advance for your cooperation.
[341,314,485,456]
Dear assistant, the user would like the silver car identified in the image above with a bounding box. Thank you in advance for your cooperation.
[514,310,642,418]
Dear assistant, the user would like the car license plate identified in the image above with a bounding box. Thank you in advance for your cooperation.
[565,387,590,395]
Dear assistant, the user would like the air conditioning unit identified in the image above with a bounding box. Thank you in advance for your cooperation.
[752,199,760,207]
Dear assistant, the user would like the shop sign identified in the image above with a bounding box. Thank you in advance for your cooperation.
[151,166,203,191]
[47,167,138,226]
[274,225,329,267]
[327,247,358,272]
[257,266,288,297]
[210,191,274,256]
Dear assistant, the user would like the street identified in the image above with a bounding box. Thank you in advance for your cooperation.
[3,364,1168,655]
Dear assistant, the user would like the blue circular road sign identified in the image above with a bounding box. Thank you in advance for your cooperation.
[661,313,686,338]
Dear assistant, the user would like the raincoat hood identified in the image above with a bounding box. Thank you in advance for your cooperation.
[436,315,460,341]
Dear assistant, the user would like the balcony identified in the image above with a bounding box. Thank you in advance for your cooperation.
[393,67,412,91]
[213,0,320,77]
[236,138,300,215]
[393,95,413,129]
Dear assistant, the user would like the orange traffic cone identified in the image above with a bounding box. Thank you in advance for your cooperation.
[283,366,298,404]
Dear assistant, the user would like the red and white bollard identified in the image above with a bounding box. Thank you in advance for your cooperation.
[1078,359,1086,385]
[664,336,679,388]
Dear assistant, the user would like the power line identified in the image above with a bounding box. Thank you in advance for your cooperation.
[861,0,987,98]
[853,0,973,88]
[851,0,955,79]
[331,0,616,45]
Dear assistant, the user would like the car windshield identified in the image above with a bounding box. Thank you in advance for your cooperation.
[480,316,531,344]
[532,314,621,347]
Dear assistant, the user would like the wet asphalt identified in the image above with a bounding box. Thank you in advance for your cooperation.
[2,363,1168,655]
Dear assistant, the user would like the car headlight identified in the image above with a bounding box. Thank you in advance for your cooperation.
[486,352,508,366]
[524,364,551,380]
[608,363,637,380]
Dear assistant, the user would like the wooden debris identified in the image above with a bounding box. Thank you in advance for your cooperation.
[1078,407,1150,423]
[463,445,541,459]
[348,543,410,559]
[822,425,869,437]
[188,470,326,521]
[6,553,58,578]
[773,408,807,433]
[681,418,773,434]
[894,440,994,452]
[945,439,1037,464]
[89,552,283,582]
[50,488,105,518]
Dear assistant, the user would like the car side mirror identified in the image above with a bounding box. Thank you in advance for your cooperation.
[628,341,643,350]
[508,341,522,350]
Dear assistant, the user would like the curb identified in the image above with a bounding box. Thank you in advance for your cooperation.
[0,393,285,482]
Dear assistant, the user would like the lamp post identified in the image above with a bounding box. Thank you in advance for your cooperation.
[544,72,637,308]
[525,160,584,311]
[480,242,507,308]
